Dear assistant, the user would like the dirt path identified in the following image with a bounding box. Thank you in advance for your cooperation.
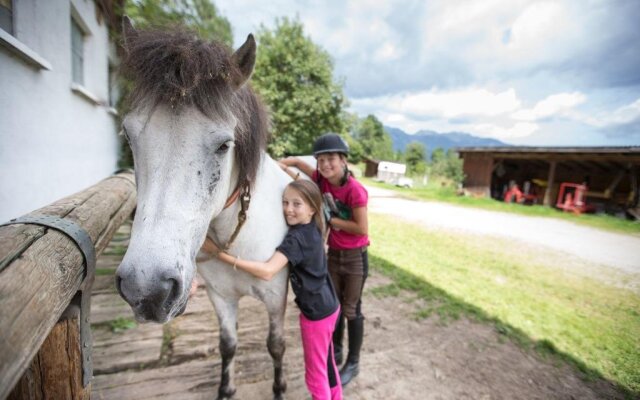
[91,273,624,400]
[367,186,640,275]
[91,221,628,399]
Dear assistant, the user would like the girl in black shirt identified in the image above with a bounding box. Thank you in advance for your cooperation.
[210,180,342,400]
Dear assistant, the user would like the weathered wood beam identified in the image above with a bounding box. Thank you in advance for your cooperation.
[469,153,640,163]
[543,161,557,206]
[0,172,136,400]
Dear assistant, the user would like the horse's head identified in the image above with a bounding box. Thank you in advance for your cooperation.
[115,19,268,323]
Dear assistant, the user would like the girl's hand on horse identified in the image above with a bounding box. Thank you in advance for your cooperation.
[201,237,221,257]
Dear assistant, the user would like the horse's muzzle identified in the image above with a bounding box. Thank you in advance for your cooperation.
[115,267,184,323]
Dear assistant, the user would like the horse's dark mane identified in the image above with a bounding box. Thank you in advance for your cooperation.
[121,27,269,189]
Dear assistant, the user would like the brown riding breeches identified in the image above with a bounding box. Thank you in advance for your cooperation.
[328,246,369,320]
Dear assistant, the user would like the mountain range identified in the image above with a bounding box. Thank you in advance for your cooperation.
[384,126,509,155]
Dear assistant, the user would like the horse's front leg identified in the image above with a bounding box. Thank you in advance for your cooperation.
[210,292,239,400]
[264,291,288,400]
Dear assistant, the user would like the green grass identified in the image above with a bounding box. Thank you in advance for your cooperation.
[363,178,640,235]
[108,317,137,333]
[95,268,115,276]
[102,245,128,256]
[369,212,640,395]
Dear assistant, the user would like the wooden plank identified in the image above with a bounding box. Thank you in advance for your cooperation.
[92,359,222,400]
[92,323,164,374]
[0,173,136,399]
[0,232,86,394]
[91,293,136,325]
[8,317,90,400]
[168,310,218,362]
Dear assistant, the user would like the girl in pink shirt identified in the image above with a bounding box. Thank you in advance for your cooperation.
[280,133,369,386]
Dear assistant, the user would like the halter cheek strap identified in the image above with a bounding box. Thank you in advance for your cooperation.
[206,183,251,253]
[222,183,251,250]
[223,187,241,210]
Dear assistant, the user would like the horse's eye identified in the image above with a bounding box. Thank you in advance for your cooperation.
[216,142,231,154]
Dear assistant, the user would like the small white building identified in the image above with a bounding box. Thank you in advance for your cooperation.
[0,0,122,221]
[376,161,407,183]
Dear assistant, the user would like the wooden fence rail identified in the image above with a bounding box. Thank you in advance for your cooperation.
[0,172,136,399]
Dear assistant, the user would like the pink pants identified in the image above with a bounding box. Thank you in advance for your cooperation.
[299,307,343,400]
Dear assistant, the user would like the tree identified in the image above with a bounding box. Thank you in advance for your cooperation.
[430,147,446,177]
[405,142,427,176]
[429,147,464,185]
[443,149,464,184]
[252,18,347,158]
[125,0,233,45]
[354,115,394,161]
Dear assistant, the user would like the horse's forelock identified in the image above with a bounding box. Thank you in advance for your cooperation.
[122,28,238,118]
[122,27,270,189]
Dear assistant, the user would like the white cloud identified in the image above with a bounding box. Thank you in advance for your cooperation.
[353,87,522,119]
[472,122,539,139]
[576,98,640,128]
[374,41,403,61]
[507,2,566,52]
[512,92,586,121]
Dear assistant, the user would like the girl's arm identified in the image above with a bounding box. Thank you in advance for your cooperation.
[278,162,302,180]
[278,156,315,178]
[329,206,368,236]
[217,250,289,281]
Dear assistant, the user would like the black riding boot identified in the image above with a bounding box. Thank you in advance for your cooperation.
[333,313,345,366]
[340,316,364,386]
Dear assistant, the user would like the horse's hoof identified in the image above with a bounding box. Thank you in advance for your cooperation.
[273,380,286,399]
[217,386,236,400]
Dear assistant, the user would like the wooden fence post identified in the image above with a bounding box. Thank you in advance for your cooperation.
[0,172,136,400]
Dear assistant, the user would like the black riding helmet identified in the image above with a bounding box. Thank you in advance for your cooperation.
[312,133,349,158]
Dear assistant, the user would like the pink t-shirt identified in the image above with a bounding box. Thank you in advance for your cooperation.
[313,171,370,250]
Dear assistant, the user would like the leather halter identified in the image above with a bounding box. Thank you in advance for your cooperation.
[213,183,252,251]
[223,186,242,210]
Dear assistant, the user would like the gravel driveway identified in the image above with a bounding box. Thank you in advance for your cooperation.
[367,186,640,274]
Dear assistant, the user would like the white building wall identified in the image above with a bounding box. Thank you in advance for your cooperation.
[0,0,119,221]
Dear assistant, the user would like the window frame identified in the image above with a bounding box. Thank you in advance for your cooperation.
[0,0,13,35]
[70,16,85,85]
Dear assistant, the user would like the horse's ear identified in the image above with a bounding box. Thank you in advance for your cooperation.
[231,34,256,89]
[122,16,137,53]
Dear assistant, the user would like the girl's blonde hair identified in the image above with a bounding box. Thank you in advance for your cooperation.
[286,179,325,233]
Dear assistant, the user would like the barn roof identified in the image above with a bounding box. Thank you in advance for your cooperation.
[455,146,640,154]
[455,146,640,164]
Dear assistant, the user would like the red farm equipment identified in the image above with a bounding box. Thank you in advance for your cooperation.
[555,182,595,215]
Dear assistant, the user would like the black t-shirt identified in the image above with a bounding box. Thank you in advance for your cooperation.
[277,222,339,320]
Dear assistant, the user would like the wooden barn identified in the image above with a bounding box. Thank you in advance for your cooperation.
[457,147,640,217]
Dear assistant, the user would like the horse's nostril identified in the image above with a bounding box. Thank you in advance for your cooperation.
[165,278,181,308]
[115,275,124,298]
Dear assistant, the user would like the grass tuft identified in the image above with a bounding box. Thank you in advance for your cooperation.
[108,317,137,333]
[103,245,128,256]
[95,268,115,276]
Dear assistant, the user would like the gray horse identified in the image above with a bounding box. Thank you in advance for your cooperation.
[115,20,291,399]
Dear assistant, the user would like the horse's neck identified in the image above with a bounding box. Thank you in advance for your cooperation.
[209,155,290,258]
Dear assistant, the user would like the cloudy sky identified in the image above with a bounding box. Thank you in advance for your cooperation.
[214,0,640,146]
